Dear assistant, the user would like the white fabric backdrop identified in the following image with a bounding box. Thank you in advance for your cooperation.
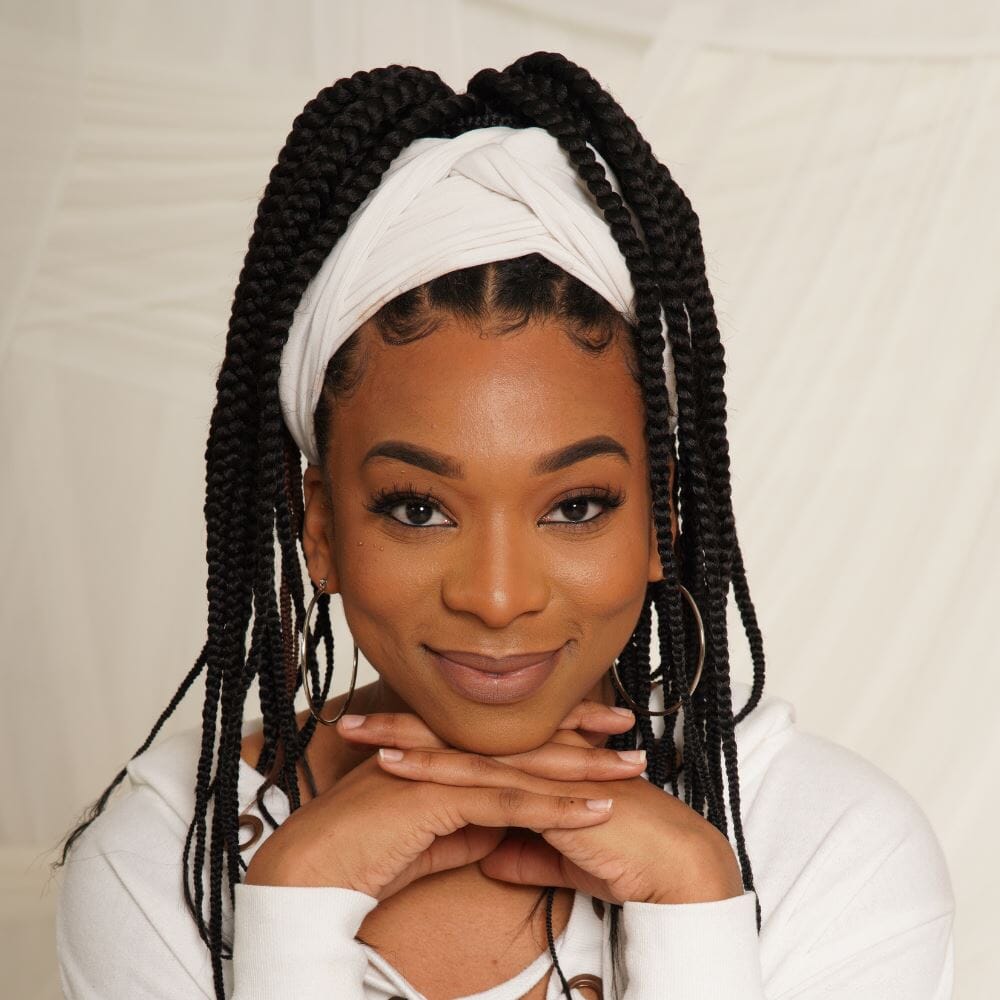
[2,1,997,996]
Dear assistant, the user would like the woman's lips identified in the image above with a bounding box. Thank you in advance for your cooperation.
[428,646,564,705]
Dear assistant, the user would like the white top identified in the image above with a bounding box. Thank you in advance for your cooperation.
[55,681,955,998]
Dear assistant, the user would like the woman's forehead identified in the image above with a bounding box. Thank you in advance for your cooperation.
[318,319,645,481]
[328,315,646,463]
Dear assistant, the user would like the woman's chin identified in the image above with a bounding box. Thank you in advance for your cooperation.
[428,711,560,757]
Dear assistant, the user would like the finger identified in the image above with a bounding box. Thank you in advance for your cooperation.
[336,712,452,750]
[338,703,633,751]
[377,743,646,793]
[423,783,614,838]
[556,701,635,747]
[382,742,646,782]
[493,743,646,781]
[378,747,550,792]
[415,824,509,881]
[478,832,573,889]
[377,744,645,785]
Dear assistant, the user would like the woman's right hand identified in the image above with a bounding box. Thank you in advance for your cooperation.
[243,700,640,902]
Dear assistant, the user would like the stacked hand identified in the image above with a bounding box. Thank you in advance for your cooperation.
[245,700,744,907]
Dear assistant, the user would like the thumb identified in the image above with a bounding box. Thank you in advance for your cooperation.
[478,830,573,888]
[419,824,508,879]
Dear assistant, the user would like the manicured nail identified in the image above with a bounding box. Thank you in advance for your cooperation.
[609,706,634,718]
[616,750,646,764]
[586,798,614,811]
[379,747,404,761]
[339,715,366,729]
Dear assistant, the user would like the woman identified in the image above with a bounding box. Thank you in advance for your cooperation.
[53,53,954,999]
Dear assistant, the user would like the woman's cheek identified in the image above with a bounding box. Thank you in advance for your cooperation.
[540,532,651,671]
[550,513,651,609]
[328,525,433,661]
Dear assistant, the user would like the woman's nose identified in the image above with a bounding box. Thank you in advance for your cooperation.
[440,518,550,628]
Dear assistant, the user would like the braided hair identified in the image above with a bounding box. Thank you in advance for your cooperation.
[53,52,768,1000]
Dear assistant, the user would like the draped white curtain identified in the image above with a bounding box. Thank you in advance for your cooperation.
[2,1,997,996]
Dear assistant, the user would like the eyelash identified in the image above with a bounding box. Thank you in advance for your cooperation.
[364,481,626,532]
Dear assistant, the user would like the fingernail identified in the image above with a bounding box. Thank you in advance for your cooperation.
[616,750,646,764]
[586,798,614,811]
[379,747,404,761]
[609,706,634,718]
[339,715,366,729]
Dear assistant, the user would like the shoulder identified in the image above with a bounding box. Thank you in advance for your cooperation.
[731,681,951,885]
[61,722,220,868]
[60,717,280,865]
[56,724,205,994]
[59,725,203,879]
[729,680,943,825]
[56,720,281,997]
[726,682,954,990]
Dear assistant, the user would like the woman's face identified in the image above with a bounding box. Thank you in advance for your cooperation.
[302,312,675,756]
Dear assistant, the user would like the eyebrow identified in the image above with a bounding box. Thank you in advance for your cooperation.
[361,434,631,479]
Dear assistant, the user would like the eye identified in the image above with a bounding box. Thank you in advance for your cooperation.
[540,488,625,528]
[385,498,451,528]
[365,486,453,528]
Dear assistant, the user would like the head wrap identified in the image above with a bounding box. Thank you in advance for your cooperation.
[278,126,679,466]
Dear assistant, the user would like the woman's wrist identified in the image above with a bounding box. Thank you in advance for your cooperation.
[642,842,745,904]
[244,840,320,888]
[244,849,293,887]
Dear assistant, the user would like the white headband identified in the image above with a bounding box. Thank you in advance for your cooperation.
[278,126,679,466]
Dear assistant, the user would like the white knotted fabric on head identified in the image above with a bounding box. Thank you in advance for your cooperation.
[278,126,679,467]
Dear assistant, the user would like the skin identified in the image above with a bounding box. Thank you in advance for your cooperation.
[242,311,741,996]
[300,312,673,758]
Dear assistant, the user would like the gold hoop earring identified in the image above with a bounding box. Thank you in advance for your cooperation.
[609,583,705,717]
[298,576,359,725]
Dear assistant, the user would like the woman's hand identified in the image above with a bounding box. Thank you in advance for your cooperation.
[242,701,632,901]
[342,702,745,906]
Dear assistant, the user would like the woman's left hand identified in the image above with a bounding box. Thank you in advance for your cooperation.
[339,706,745,906]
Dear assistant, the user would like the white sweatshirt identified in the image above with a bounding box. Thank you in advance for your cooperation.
[55,681,955,999]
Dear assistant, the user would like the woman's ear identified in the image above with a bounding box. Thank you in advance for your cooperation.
[301,464,340,593]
